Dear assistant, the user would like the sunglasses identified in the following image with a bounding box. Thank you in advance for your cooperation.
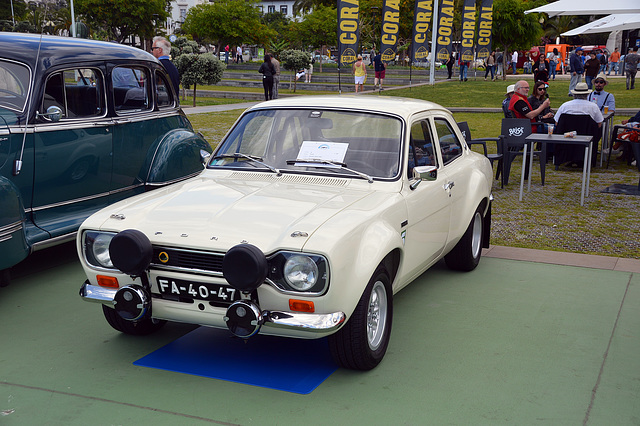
[151,46,161,50]
[594,80,605,84]
[537,88,546,91]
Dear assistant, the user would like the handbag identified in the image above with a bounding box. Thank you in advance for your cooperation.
[618,129,639,143]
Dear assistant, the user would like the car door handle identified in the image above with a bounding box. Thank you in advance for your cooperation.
[443,181,455,191]
[92,122,112,128]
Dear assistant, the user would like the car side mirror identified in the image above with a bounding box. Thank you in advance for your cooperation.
[37,105,63,122]
[200,149,211,166]
[410,165,437,190]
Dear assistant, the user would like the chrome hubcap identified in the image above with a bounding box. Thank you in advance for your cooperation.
[471,212,482,259]
[367,280,388,350]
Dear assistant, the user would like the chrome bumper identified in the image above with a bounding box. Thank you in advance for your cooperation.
[79,281,346,333]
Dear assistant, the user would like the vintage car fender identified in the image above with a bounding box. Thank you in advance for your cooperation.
[144,128,212,185]
[301,193,406,319]
[0,177,29,272]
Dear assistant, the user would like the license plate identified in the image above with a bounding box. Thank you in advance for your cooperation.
[156,277,240,303]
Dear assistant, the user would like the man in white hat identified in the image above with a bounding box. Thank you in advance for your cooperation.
[587,73,615,114]
[554,82,603,127]
[502,84,515,118]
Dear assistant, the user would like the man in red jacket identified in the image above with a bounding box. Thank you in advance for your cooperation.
[508,80,550,132]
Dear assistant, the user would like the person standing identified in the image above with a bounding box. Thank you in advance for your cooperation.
[445,52,455,79]
[237,45,243,63]
[484,51,496,81]
[587,73,615,114]
[624,48,640,90]
[511,50,518,75]
[548,48,558,80]
[568,47,584,96]
[608,47,620,75]
[224,45,229,64]
[584,51,601,89]
[352,55,367,93]
[373,51,386,90]
[270,53,280,99]
[258,54,276,101]
[459,57,469,82]
[152,36,180,95]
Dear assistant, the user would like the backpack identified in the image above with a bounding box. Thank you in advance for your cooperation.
[599,54,607,65]
[497,54,503,63]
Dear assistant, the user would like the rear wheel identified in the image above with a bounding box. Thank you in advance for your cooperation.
[445,207,483,271]
[328,266,393,370]
[102,305,166,336]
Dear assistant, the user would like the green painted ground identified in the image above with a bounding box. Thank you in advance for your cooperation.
[1,243,638,425]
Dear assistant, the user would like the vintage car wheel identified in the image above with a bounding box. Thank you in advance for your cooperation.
[102,305,166,336]
[445,207,483,271]
[328,265,393,370]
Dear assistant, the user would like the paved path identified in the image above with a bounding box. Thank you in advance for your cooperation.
[1,243,639,424]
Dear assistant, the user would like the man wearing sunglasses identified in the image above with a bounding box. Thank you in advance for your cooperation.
[587,73,615,114]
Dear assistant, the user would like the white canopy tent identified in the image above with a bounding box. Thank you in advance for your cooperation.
[561,14,640,36]
[525,0,640,17]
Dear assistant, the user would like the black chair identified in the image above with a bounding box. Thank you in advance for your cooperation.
[457,121,504,184]
[499,118,546,186]
[553,113,600,168]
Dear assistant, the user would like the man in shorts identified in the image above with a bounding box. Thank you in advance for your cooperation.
[373,51,386,90]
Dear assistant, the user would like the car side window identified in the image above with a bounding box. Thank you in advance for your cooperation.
[112,66,151,112]
[408,119,437,179]
[42,68,104,119]
[434,117,463,165]
[155,71,174,109]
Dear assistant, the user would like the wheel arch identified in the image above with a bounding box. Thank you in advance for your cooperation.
[143,128,212,185]
[0,176,30,271]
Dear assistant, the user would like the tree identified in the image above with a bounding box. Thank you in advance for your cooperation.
[0,0,27,22]
[181,0,274,54]
[75,0,168,43]
[174,53,225,107]
[171,37,200,57]
[492,0,543,80]
[280,49,311,92]
[292,5,337,72]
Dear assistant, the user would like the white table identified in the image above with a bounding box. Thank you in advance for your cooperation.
[522,134,594,206]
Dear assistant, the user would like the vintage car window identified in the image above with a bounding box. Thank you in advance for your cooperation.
[155,71,174,108]
[408,119,437,178]
[0,59,30,112]
[433,118,463,165]
[42,68,105,119]
[112,66,151,112]
[211,108,402,179]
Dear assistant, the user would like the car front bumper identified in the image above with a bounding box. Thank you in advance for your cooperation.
[79,281,346,334]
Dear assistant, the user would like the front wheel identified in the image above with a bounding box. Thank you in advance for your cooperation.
[328,266,393,370]
[102,305,166,336]
[445,208,484,271]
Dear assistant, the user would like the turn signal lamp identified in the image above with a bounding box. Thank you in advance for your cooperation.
[97,275,119,288]
[289,299,315,313]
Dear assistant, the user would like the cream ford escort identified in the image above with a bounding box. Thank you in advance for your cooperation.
[78,96,493,370]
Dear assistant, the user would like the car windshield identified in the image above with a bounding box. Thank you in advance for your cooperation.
[209,108,403,179]
[0,59,30,112]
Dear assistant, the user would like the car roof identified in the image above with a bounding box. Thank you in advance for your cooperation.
[247,95,449,119]
[0,32,157,71]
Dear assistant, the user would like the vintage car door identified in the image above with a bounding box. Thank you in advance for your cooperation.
[401,115,452,278]
[431,113,472,239]
[109,64,158,200]
[31,67,113,238]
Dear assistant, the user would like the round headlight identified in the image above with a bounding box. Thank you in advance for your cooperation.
[284,255,318,291]
[92,233,114,268]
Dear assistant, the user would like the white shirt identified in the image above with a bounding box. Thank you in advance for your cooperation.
[512,51,518,62]
[237,46,242,55]
[554,99,604,124]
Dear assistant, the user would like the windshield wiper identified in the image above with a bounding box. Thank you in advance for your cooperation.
[212,153,281,176]
[286,159,373,183]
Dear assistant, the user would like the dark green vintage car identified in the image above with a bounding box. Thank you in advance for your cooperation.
[0,33,212,286]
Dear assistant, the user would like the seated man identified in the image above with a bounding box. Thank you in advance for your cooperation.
[586,73,615,114]
[554,82,603,128]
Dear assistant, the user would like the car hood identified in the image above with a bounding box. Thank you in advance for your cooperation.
[91,172,376,253]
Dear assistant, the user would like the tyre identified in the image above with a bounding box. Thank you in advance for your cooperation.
[102,304,166,336]
[445,207,483,271]
[328,265,393,370]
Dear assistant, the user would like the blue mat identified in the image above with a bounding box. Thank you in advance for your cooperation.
[134,327,338,394]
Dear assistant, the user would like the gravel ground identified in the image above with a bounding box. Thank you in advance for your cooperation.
[491,155,640,259]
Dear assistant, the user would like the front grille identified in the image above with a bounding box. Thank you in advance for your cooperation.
[151,246,224,274]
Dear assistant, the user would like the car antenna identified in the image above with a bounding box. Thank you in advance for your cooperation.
[14,33,43,176]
